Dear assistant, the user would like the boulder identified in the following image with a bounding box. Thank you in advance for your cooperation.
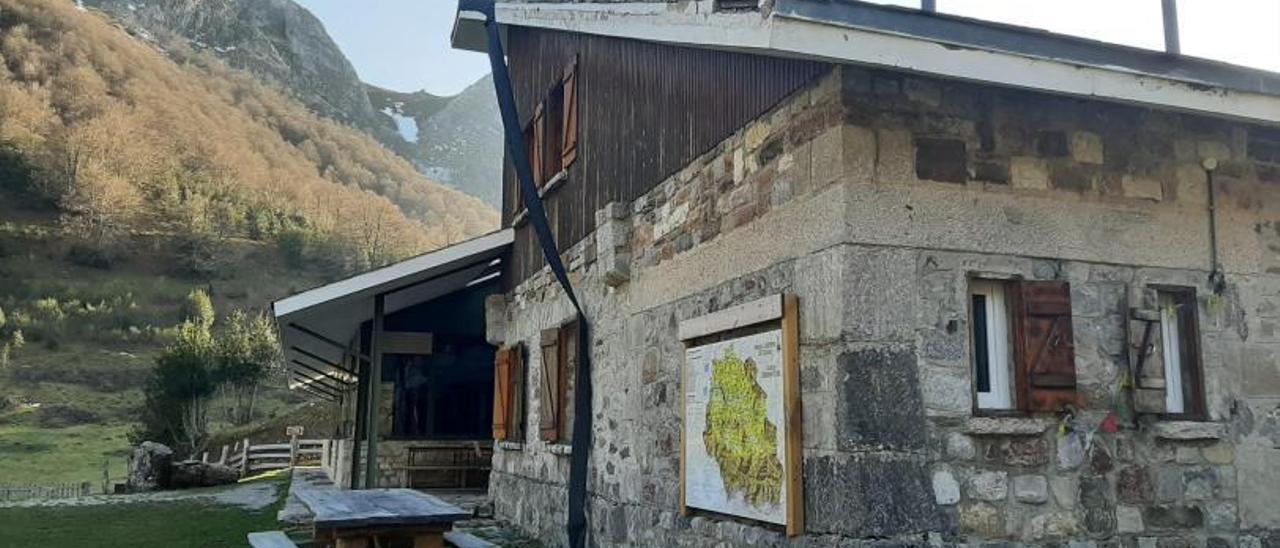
[169,461,240,489]
[128,441,174,492]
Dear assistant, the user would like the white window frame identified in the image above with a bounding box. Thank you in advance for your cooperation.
[1159,291,1186,414]
[970,280,1014,410]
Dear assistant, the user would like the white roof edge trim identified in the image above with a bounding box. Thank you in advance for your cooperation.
[486,3,1280,125]
[272,229,513,319]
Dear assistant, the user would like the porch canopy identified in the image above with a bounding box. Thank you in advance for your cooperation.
[272,229,513,401]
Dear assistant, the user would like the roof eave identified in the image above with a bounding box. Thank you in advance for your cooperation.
[459,1,1280,126]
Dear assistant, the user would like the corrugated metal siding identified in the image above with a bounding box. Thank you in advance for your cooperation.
[503,27,829,285]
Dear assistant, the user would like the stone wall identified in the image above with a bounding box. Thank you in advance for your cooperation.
[487,65,1280,547]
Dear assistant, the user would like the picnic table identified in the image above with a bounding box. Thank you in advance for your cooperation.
[297,488,471,548]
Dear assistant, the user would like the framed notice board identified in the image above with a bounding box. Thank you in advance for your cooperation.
[678,293,803,536]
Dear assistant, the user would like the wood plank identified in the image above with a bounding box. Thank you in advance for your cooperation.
[381,331,434,355]
[782,294,805,536]
[679,336,688,518]
[677,294,784,341]
[247,531,299,548]
[443,531,498,548]
[300,489,470,530]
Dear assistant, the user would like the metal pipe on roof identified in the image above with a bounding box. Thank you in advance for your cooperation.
[1162,0,1180,54]
[921,0,936,13]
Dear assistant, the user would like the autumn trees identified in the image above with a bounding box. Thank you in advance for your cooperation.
[0,0,498,277]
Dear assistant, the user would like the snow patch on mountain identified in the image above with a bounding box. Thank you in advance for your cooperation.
[381,106,420,144]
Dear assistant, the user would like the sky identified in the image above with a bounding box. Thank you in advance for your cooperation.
[294,0,1279,97]
[293,0,490,96]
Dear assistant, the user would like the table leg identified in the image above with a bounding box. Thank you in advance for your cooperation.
[412,533,444,548]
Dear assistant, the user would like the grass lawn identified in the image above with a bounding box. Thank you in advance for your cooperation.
[0,474,290,547]
[0,421,134,484]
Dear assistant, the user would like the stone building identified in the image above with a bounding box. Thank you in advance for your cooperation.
[455,1,1280,546]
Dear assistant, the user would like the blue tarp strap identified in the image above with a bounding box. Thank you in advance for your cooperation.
[460,2,592,547]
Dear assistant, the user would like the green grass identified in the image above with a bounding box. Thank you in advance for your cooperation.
[0,474,291,547]
[0,421,134,484]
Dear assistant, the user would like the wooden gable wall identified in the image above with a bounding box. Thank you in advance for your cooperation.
[502,26,829,285]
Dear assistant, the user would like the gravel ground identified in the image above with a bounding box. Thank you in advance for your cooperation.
[0,480,280,511]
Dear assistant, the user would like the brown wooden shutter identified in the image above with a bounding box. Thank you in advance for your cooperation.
[558,321,578,443]
[539,328,561,442]
[532,102,547,187]
[561,57,579,168]
[509,344,526,440]
[1013,280,1079,412]
[492,347,511,441]
[1128,287,1167,414]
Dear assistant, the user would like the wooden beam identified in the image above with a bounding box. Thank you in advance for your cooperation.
[290,360,354,390]
[677,294,783,341]
[289,351,357,382]
[290,323,371,362]
[782,294,804,536]
[364,294,385,488]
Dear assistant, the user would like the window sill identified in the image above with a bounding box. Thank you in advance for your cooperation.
[539,170,569,197]
[498,441,524,451]
[964,416,1053,436]
[547,443,573,456]
[1152,421,1227,441]
[509,170,569,229]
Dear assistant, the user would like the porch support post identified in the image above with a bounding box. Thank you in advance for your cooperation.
[364,294,386,488]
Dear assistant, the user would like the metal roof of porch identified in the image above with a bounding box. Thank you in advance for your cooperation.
[271,229,513,400]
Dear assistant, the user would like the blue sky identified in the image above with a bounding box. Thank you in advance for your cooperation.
[295,0,1277,98]
[293,0,490,96]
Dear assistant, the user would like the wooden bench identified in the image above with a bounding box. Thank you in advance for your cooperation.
[247,531,299,548]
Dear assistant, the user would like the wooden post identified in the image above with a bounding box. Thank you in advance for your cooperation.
[240,438,250,476]
[364,293,385,488]
[289,433,300,467]
[218,445,229,466]
[201,451,209,464]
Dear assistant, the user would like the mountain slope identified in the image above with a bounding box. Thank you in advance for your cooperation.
[369,78,504,207]
[80,0,395,140]
[81,0,505,209]
[0,0,496,273]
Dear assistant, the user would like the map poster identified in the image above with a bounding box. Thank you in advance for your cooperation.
[683,329,789,526]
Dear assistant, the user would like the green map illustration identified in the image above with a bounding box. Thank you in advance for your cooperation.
[702,346,783,507]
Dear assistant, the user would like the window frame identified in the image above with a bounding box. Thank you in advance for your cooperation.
[969,279,1016,413]
[1152,286,1207,420]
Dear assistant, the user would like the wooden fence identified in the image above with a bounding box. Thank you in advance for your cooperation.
[0,481,94,502]
[218,438,327,476]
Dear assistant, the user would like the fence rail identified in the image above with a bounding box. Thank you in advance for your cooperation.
[0,481,94,502]
[219,438,327,476]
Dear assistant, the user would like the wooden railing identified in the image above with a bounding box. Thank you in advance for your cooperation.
[213,438,329,477]
[0,481,94,502]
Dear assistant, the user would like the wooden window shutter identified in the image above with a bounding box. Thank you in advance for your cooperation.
[532,102,547,187]
[558,321,578,443]
[561,57,579,168]
[1128,287,1167,414]
[492,347,512,441]
[509,344,525,440]
[1013,280,1079,412]
[539,328,561,442]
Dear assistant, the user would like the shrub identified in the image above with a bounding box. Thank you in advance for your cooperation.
[67,243,115,269]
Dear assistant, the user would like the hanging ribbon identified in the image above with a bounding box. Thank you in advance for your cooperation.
[459,2,592,546]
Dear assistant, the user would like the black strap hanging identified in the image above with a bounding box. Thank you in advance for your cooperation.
[460,2,592,546]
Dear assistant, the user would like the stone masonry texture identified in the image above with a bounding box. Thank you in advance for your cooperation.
[486,64,1280,547]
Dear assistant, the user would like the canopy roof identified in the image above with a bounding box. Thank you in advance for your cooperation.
[272,230,513,399]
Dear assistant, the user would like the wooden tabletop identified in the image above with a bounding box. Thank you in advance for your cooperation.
[298,488,470,530]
